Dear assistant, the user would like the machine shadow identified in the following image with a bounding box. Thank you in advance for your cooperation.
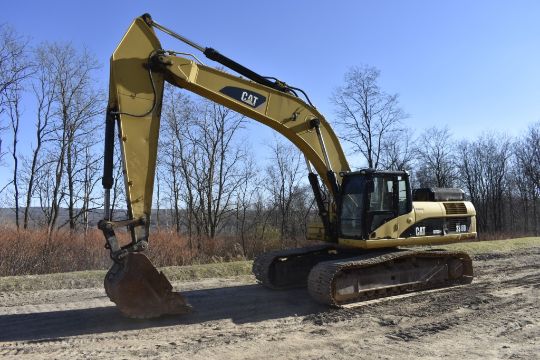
[0,284,327,342]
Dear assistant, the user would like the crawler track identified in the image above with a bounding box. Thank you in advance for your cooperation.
[254,246,473,307]
[252,245,355,289]
[308,250,473,306]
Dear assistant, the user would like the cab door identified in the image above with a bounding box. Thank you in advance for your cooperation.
[366,174,411,236]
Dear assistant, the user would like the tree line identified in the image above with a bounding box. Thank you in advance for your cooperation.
[0,24,538,257]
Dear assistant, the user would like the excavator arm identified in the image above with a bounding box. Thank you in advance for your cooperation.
[99,14,349,318]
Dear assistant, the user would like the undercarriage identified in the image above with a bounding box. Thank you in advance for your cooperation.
[253,245,473,306]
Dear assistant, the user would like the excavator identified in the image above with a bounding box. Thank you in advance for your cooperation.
[98,14,477,319]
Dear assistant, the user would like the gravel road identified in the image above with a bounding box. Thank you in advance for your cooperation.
[1,247,538,359]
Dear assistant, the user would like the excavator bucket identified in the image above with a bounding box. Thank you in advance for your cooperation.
[104,253,192,319]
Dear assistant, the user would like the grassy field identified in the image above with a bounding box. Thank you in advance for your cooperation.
[0,261,253,292]
[0,237,538,292]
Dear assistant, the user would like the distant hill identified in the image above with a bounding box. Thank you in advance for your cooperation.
[0,207,200,231]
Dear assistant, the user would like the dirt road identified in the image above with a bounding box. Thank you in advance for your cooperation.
[1,247,538,359]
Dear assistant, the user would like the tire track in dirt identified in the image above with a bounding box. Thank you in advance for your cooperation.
[1,248,539,359]
[300,248,539,356]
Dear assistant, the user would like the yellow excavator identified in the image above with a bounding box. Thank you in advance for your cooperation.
[99,14,477,318]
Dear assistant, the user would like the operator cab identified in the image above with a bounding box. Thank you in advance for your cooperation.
[339,169,412,239]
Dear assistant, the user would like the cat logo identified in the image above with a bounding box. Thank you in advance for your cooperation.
[241,91,259,107]
[219,86,267,109]
[415,226,426,236]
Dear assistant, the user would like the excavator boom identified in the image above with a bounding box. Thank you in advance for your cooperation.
[100,14,349,318]
[106,15,349,228]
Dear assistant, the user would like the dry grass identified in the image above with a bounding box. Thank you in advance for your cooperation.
[1,225,537,278]
[1,236,538,292]
[0,261,254,292]
[0,226,248,276]
[0,227,109,276]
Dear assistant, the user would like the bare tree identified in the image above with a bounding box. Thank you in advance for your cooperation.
[332,65,407,169]
[514,122,540,235]
[80,144,103,233]
[191,100,246,240]
[265,138,305,247]
[379,128,416,171]
[233,153,261,256]
[161,87,247,253]
[5,85,22,228]
[161,88,196,243]
[58,49,102,230]
[22,47,57,228]
[457,133,512,233]
[415,126,456,188]
[0,25,31,108]
[31,43,102,235]
[0,25,32,196]
[507,162,534,234]
[35,151,63,233]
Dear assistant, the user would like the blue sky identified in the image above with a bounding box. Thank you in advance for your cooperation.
[1,1,539,182]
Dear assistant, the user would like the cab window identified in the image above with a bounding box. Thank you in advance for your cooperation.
[340,176,364,237]
[369,177,394,212]
[397,176,408,215]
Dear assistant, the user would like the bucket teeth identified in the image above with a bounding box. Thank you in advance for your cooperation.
[104,253,192,319]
